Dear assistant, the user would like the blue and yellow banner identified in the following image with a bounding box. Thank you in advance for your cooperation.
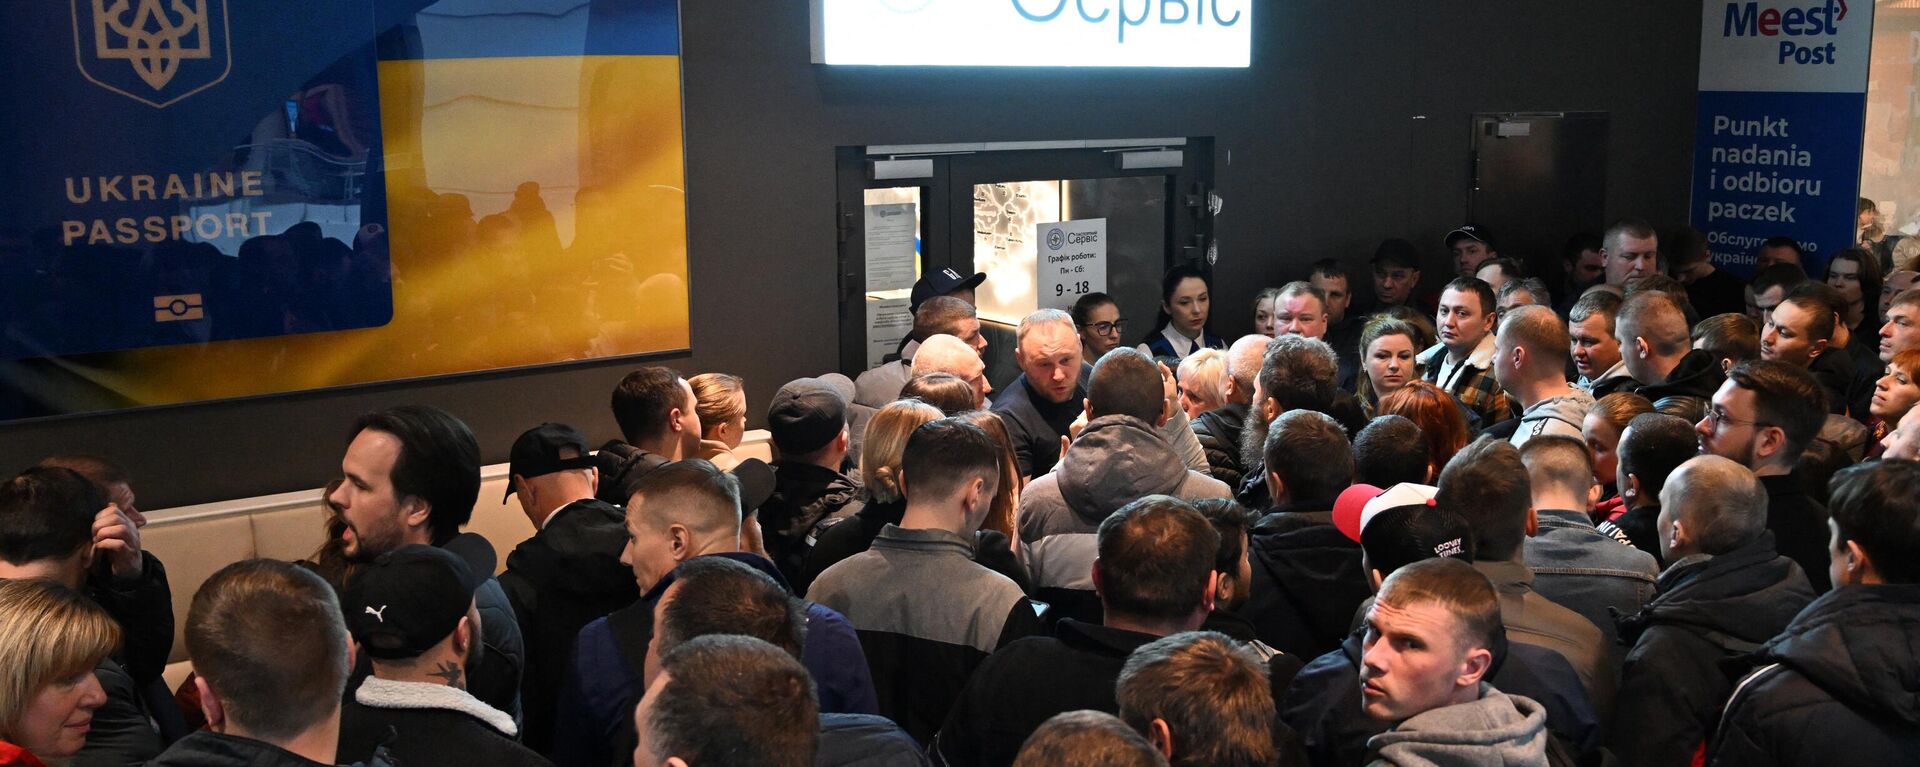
[0,0,689,419]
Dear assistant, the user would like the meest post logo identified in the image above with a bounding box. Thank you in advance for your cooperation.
[1722,0,1849,64]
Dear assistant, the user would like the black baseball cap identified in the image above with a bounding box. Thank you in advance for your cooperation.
[1359,503,1476,578]
[1370,238,1423,270]
[1445,224,1497,250]
[767,378,848,456]
[341,536,495,660]
[909,267,986,313]
[505,423,599,501]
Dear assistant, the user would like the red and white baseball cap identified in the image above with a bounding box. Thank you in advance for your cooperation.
[1332,482,1440,543]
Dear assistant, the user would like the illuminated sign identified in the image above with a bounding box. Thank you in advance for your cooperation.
[811,0,1251,67]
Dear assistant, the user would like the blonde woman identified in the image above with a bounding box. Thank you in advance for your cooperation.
[800,399,944,586]
[688,373,748,471]
[0,579,118,767]
[1176,348,1230,420]
[1356,316,1427,417]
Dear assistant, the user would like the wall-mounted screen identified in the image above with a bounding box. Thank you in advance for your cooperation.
[811,0,1251,68]
[0,0,690,421]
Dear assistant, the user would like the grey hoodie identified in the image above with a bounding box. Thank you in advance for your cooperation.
[1017,415,1228,603]
[1507,389,1594,448]
[1368,684,1550,767]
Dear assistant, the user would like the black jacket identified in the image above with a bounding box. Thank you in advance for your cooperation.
[1807,345,1866,418]
[76,658,163,767]
[150,732,390,767]
[1609,534,1816,767]
[338,679,551,767]
[1597,503,1665,567]
[87,552,174,687]
[592,440,667,506]
[818,714,930,767]
[1278,628,1600,767]
[763,460,864,590]
[497,499,640,753]
[930,620,1162,767]
[1245,506,1372,659]
[1759,472,1831,593]
[77,552,180,766]
[1634,349,1724,424]
[1192,403,1250,488]
[988,372,1085,479]
[1708,584,1920,767]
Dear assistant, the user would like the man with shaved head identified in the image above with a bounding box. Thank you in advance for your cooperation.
[1192,335,1272,488]
[912,333,991,409]
[1519,436,1657,666]
[1619,292,1724,423]
[855,296,987,408]
[1494,305,1594,446]
[1609,456,1815,767]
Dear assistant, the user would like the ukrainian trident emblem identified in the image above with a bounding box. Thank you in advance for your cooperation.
[72,0,230,108]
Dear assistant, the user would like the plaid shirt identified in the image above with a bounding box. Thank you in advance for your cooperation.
[1419,339,1513,428]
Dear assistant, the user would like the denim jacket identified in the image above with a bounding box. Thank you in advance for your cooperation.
[1525,508,1659,670]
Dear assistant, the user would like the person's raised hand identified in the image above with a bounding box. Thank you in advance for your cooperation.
[92,504,143,579]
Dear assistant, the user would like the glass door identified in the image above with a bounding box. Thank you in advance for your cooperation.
[836,140,1214,383]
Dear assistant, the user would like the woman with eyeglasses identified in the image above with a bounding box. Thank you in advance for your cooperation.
[1071,292,1125,365]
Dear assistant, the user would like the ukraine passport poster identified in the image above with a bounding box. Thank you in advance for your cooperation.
[0,0,690,420]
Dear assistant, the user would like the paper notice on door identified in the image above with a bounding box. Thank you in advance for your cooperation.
[1035,218,1107,311]
[867,296,913,369]
[865,203,919,292]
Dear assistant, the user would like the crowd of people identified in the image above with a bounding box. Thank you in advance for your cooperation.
[3,218,1919,767]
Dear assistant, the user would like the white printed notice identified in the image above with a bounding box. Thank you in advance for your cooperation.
[866,296,913,369]
[865,204,918,292]
[1690,0,1874,278]
[1036,219,1107,311]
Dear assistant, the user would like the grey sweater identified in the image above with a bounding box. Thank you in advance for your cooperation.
[1368,684,1550,766]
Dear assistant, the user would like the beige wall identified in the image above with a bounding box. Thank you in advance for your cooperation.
[147,432,772,688]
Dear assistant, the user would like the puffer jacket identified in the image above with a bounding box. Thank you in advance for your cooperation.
[762,460,864,590]
[1609,533,1815,767]
[1192,403,1250,488]
[498,499,640,753]
[1708,584,1920,767]
[1018,415,1229,624]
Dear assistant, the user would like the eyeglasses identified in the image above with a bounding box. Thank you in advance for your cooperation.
[1704,405,1769,430]
[1081,320,1127,336]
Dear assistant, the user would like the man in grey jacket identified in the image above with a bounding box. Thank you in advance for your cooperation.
[1019,349,1230,626]
[1494,305,1595,447]
[1361,558,1550,766]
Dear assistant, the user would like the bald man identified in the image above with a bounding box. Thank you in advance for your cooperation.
[1192,335,1273,488]
[912,333,991,409]
[1493,305,1594,447]
[1610,456,1815,767]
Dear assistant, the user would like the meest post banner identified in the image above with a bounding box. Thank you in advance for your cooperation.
[1691,0,1875,278]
